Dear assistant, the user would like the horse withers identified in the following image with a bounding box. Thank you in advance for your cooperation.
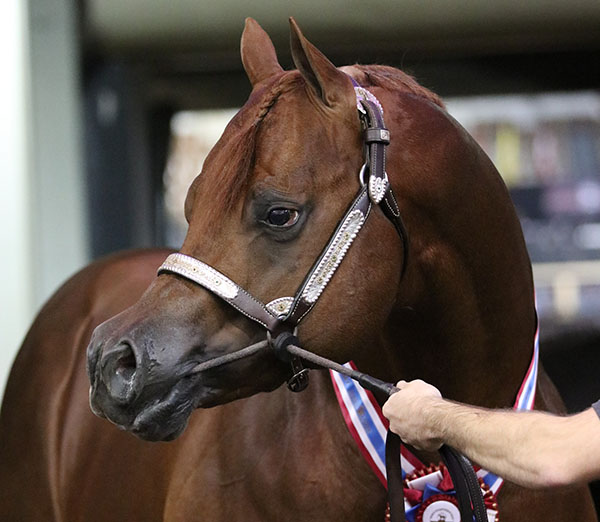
[0,18,596,522]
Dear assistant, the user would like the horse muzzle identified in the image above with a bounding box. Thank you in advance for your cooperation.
[85,311,289,441]
[86,321,196,441]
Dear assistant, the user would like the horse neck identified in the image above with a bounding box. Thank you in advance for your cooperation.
[352,92,537,409]
[379,263,536,409]
[232,371,387,516]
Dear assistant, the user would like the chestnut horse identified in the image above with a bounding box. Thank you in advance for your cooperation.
[0,18,596,522]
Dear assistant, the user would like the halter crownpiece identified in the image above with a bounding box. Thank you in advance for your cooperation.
[354,85,384,115]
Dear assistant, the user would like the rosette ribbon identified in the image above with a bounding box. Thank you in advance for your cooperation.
[403,465,498,522]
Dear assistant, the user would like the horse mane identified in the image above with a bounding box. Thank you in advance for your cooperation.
[193,66,442,228]
[348,64,445,109]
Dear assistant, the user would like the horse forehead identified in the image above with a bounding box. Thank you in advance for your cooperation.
[256,97,359,181]
[262,93,331,143]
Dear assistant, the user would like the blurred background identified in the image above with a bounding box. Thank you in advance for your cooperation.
[2,0,600,422]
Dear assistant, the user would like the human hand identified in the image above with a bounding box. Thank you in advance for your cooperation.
[382,379,445,451]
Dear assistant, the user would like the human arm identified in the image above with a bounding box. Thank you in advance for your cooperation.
[381,380,600,489]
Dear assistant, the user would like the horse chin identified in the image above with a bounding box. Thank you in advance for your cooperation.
[88,373,197,442]
[129,377,198,441]
[132,415,190,442]
[93,372,286,442]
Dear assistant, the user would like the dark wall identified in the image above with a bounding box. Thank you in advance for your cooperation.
[82,47,600,257]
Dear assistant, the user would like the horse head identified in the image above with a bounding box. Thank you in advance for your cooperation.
[87,18,535,442]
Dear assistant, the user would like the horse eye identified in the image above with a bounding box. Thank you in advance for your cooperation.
[266,208,299,227]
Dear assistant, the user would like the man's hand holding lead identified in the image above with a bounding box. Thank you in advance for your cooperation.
[382,379,445,452]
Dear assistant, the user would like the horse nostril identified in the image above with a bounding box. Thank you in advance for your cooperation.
[115,349,136,381]
[101,341,142,405]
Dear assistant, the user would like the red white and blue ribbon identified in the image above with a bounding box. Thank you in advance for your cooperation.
[329,315,540,520]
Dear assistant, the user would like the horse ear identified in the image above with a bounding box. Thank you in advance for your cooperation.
[289,17,353,108]
[241,18,284,87]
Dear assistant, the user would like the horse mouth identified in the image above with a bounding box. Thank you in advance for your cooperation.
[129,376,198,441]
[87,338,289,441]
[90,368,245,441]
[89,373,200,441]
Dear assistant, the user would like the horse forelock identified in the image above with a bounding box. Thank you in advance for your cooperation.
[189,73,304,231]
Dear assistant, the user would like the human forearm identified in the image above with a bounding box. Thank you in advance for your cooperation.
[422,400,584,488]
[382,380,600,488]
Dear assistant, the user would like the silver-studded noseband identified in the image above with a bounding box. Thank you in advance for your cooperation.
[158,81,409,390]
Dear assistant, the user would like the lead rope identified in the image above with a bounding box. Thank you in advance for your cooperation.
[270,333,488,522]
[186,319,488,522]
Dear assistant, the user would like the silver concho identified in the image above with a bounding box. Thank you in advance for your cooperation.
[301,209,365,304]
[368,172,389,204]
[266,297,294,318]
[158,253,239,300]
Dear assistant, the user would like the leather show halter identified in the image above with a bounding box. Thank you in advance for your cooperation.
[159,84,407,340]
[157,82,487,522]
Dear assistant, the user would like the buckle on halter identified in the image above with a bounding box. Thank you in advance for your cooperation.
[359,162,389,205]
[358,162,368,186]
[364,128,390,144]
[287,363,310,393]
[269,330,310,393]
